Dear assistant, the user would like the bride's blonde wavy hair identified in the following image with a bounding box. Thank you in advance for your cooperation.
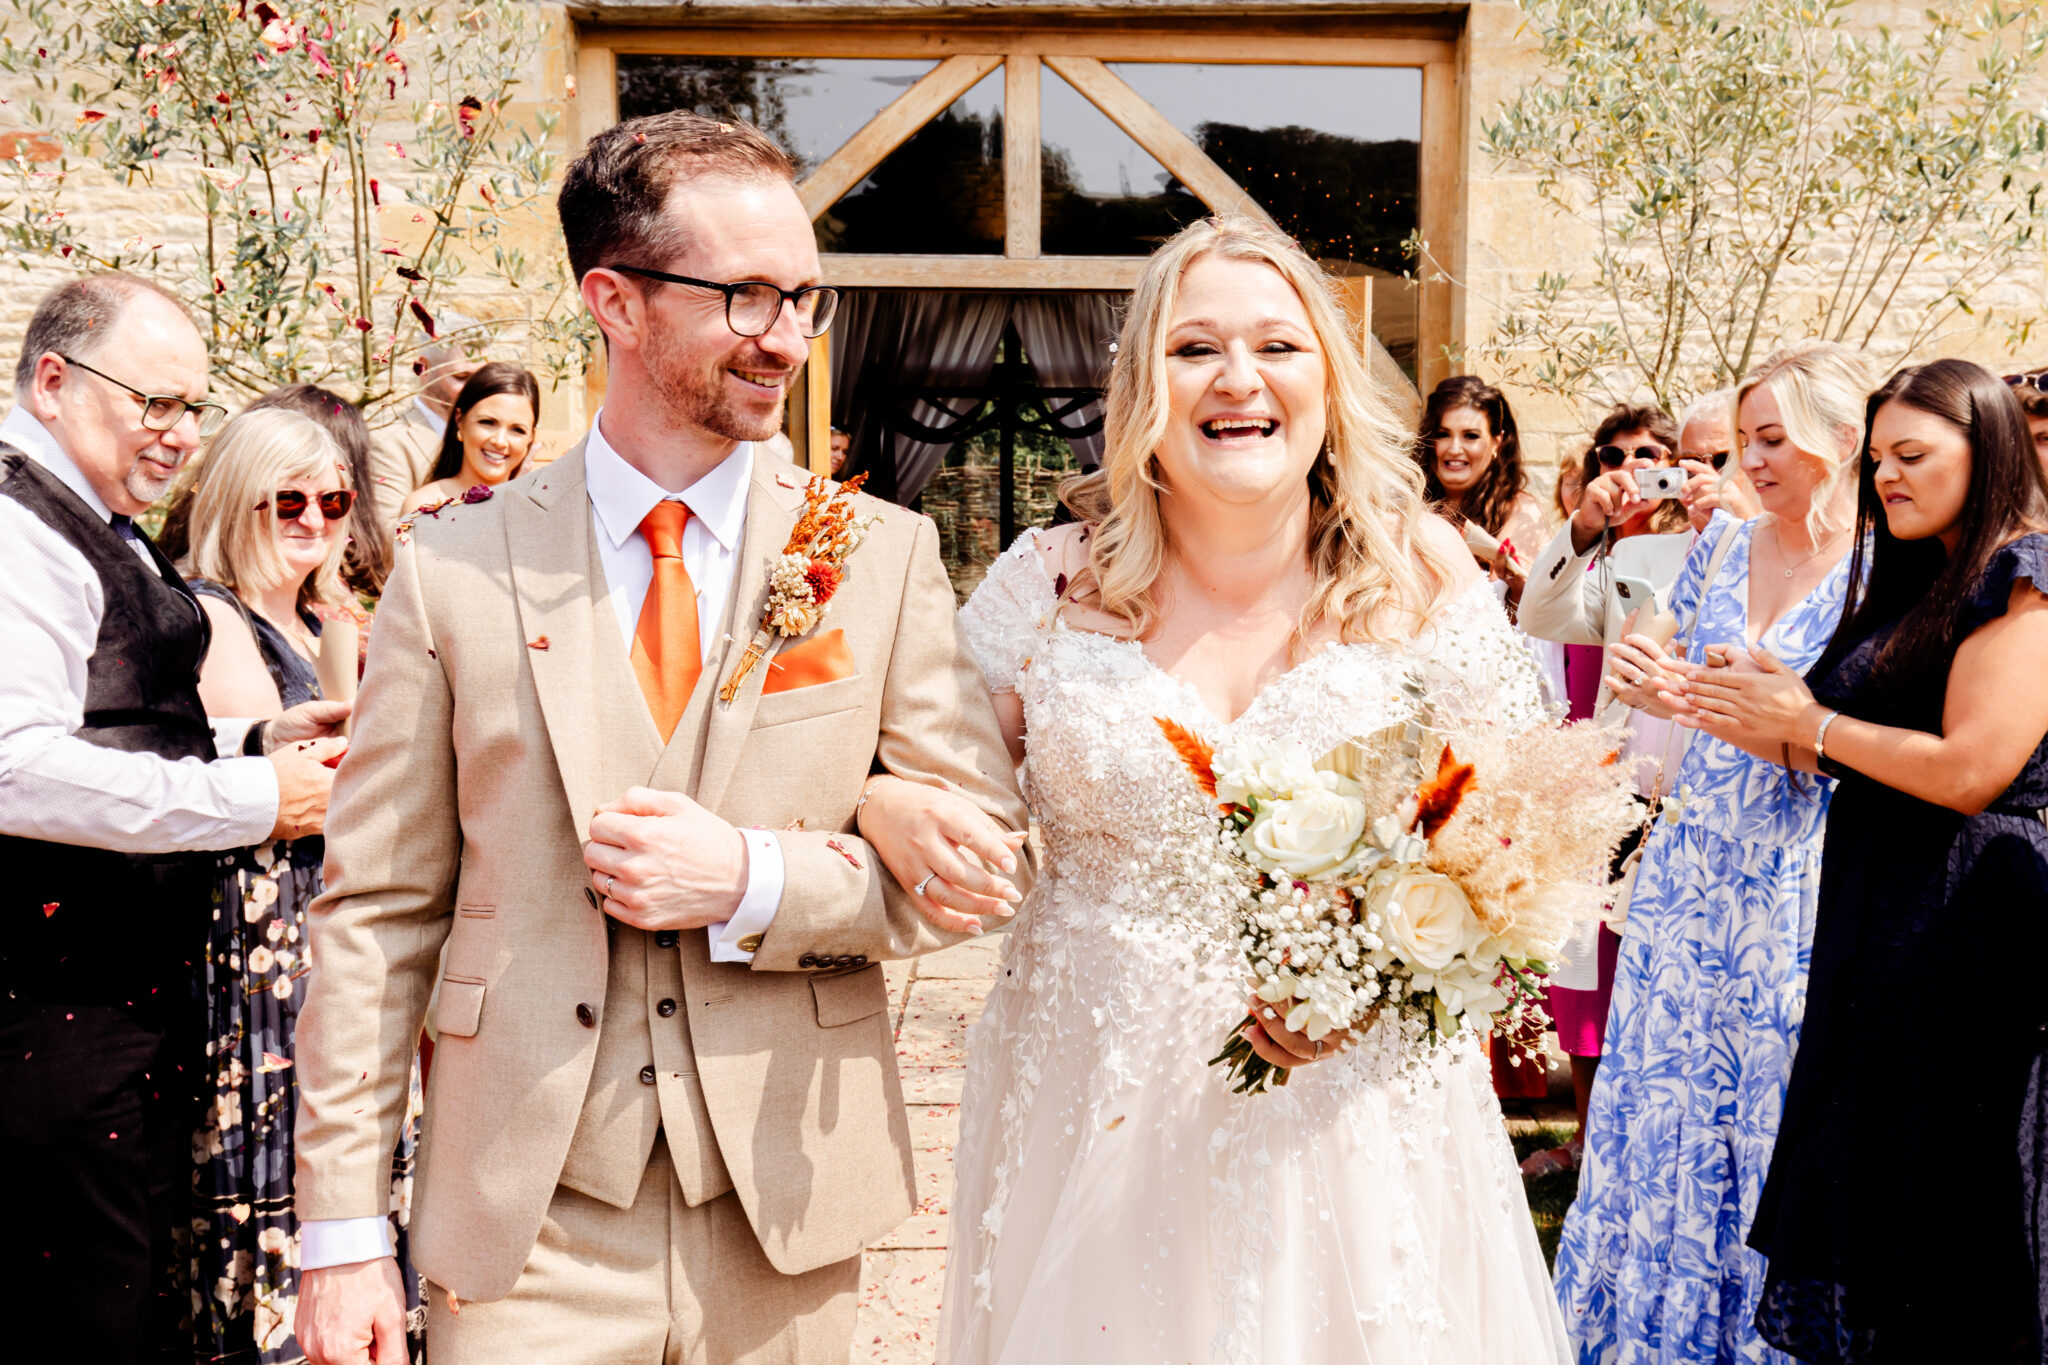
[1060,216,1460,645]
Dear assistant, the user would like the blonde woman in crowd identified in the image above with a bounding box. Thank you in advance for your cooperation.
[1552,341,1870,1365]
[853,216,1571,1361]
[178,408,424,1363]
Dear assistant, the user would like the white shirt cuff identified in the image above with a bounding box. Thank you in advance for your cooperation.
[299,1215,393,1270]
[210,717,258,756]
[707,828,783,963]
[215,753,282,846]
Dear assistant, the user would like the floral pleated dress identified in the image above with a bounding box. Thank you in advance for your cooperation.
[1551,515,1850,1365]
[184,581,425,1363]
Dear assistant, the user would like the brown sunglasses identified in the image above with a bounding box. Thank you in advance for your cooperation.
[1596,444,1675,469]
[255,489,356,519]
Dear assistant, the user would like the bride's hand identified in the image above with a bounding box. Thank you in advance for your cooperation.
[1604,633,1684,718]
[1242,996,1349,1070]
[856,775,1027,935]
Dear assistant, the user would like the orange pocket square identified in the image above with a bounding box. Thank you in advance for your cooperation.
[762,628,855,694]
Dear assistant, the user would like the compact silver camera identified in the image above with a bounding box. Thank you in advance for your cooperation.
[1636,467,1687,500]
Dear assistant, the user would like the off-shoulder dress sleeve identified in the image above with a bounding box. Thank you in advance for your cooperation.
[958,529,1056,693]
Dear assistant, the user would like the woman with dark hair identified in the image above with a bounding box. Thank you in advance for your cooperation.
[403,361,540,515]
[1413,374,1544,595]
[1664,358,2048,1362]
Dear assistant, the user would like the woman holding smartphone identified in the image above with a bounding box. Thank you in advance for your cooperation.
[1550,340,1868,1365]
[1666,359,2048,1362]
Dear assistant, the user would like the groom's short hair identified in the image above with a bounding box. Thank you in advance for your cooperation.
[559,111,797,283]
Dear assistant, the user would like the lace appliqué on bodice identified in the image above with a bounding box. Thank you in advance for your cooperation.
[948,533,1562,1365]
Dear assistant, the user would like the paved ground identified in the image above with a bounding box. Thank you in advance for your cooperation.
[852,934,1003,1365]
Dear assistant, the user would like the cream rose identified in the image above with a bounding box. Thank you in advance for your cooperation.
[1241,773,1367,880]
[1376,870,1484,971]
[1214,738,1319,807]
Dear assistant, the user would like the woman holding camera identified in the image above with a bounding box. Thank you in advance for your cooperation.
[1666,359,2048,1362]
[1551,341,1868,1365]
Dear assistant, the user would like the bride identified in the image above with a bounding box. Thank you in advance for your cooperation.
[855,217,1570,1364]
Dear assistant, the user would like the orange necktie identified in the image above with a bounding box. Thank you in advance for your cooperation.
[631,500,702,742]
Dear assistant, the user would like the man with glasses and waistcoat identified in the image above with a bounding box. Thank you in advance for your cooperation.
[0,273,348,1361]
[292,113,1031,1364]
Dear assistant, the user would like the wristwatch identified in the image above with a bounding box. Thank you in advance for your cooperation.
[242,720,269,757]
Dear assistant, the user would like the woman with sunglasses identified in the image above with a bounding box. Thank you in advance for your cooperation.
[178,407,425,1364]
[1514,403,1693,1175]
[404,361,541,515]
[1552,341,1870,1365]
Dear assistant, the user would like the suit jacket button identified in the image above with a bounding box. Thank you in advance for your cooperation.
[798,954,818,968]
[575,1003,596,1028]
[583,887,600,910]
[836,954,857,968]
[654,930,679,949]
[852,955,869,967]
[737,932,765,954]
[656,998,677,1018]
[639,1065,657,1085]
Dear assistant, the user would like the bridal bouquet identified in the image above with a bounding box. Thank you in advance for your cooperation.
[1157,709,1638,1094]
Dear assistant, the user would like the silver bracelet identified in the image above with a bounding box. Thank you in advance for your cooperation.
[1812,709,1840,760]
[856,776,889,810]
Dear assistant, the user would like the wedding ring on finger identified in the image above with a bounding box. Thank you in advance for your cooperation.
[602,872,617,899]
[914,873,936,898]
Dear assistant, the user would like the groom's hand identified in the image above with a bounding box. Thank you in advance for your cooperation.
[296,1258,407,1364]
[584,786,749,931]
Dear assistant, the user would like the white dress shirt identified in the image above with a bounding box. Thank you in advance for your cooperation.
[0,406,278,851]
[299,413,787,1274]
[411,396,448,438]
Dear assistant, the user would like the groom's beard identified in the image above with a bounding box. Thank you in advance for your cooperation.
[645,330,789,444]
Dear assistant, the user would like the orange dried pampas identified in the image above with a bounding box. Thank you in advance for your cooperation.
[1153,716,1218,799]
[1413,743,1476,839]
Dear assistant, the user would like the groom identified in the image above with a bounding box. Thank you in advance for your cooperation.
[292,112,1030,1363]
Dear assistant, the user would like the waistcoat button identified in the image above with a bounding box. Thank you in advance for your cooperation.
[656,998,677,1018]
[575,1003,596,1027]
[639,1065,657,1085]
[654,930,679,949]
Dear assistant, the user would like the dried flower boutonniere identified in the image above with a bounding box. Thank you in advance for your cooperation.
[718,473,880,703]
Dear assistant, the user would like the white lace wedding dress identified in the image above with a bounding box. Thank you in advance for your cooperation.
[939,532,1573,1365]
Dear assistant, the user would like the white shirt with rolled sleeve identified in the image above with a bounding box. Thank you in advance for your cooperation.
[0,405,279,850]
[299,411,786,1272]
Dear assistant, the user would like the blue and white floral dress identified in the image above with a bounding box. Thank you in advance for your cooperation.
[1552,513,1851,1365]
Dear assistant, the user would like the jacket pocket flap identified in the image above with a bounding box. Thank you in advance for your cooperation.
[811,964,885,1028]
[436,976,486,1038]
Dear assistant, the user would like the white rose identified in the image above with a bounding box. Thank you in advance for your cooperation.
[1375,871,1484,971]
[1214,738,1319,806]
[1241,772,1367,880]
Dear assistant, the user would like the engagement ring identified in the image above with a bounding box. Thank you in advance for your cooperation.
[602,872,616,899]
[914,874,936,898]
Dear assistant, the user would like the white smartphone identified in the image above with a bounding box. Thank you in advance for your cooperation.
[1636,467,1687,500]
[1612,574,1660,617]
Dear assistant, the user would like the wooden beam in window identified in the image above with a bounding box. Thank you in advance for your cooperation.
[822,254,1144,290]
[1004,54,1042,259]
[796,53,1003,221]
[1416,59,1462,394]
[581,25,1455,68]
[574,39,618,419]
[806,332,832,475]
[1042,56,1278,233]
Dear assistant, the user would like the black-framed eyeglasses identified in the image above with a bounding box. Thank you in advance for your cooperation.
[58,354,228,436]
[606,265,839,339]
[2005,372,2048,393]
[255,488,356,520]
[1596,443,1675,469]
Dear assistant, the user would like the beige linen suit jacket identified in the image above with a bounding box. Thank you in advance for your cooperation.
[365,402,443,536]
[294,440,1030,1303]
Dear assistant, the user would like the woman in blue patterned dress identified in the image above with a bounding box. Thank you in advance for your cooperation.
[1552,341,1871,1365]
[179,407,424,1363]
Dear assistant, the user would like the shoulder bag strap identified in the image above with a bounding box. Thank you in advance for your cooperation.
[1642,520,1745,811]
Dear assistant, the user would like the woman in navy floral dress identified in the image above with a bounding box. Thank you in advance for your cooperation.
[1670,360,2048,1362]
[177,407,423,1363]
[1552,342,1870,1364]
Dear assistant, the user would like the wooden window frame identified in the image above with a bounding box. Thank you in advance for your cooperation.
[572,14,1464,464]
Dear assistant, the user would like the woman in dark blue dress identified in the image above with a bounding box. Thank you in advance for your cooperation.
[1663,359,2048,1362]
[178,406,423,1363]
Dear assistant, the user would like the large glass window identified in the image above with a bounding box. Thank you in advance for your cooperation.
[615,55,936,175]
[821,67,1005,255]
[1039,68,1207,257]
[1108,63,1421,372]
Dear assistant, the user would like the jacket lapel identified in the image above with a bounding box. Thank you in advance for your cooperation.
[692,460,805,813]
[506,444,662,843]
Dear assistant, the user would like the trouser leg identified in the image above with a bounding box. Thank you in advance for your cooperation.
[0,1003,194,1365]
[670,1174,861,1365]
